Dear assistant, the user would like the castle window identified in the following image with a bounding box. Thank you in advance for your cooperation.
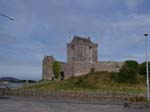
[89,58,91,61]
[71,45,74,50]
[89,46,92,49]
[72,57,75,60]
[115,65,120,68]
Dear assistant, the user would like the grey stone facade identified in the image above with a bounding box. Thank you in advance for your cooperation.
[67,36,98,63]
[42,36,123,80]
[42,56,55,80]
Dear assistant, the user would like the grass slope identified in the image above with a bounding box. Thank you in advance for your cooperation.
[22,72,146,94]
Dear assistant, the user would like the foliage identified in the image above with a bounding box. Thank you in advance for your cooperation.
[124,60,139,73]
[139,62,150,77]
[52,61,61,79]
[116,60,139,83]
[109,72,118,82]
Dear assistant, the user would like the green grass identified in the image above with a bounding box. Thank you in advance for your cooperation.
[21,72,147,94]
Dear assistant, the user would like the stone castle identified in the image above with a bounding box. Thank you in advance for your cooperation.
[42,36,123,80]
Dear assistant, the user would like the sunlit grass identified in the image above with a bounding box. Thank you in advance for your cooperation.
[21,72,147,94]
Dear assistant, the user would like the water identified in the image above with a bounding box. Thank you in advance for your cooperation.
[0,83,25,88]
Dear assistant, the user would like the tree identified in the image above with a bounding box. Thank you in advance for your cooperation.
[52,61,61,80]
[117,60,139,83]
[139,62,150,77]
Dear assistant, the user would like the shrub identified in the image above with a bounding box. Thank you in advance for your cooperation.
[109,72,118,82]
[124,60,139,73]
[139,62,150,77]
[117,60,139,83]
[52,61,61,80]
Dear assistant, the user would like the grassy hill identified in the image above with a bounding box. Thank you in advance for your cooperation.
[22,72,146,94]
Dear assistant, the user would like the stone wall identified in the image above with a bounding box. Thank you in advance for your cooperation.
[61,62,93,77]
[56,61,123,79]
[94,61,123,72]
[4,89,145,102]
[60,61,123,78]
[42,56,124,80]
[60,62,73,79]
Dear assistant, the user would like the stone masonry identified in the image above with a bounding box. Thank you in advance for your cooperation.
[67,36,98,63]
[42,36,123,80]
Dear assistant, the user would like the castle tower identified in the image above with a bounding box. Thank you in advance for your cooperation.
[67,36,98,63]
[42,56,55,80]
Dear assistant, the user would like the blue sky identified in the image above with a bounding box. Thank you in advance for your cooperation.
[0,0,150,80]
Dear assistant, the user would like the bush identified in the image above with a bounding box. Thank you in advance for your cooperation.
[72,74,98,89]
[52,61,61,79]
[124,60,139,73]
[139,62,150,77]
[117,60,139,83]
[109,72,118,82]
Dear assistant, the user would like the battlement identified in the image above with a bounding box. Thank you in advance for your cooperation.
[43,56,55,62]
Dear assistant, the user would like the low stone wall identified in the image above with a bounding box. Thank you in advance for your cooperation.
[94,61,123,73]
[0,88,10,96]
[2,89,145,102]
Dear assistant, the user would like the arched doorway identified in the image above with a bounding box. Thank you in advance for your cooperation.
[60,71,65,80]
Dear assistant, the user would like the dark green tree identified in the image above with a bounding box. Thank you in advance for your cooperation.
[52,61,61,79]
[117,60,139,83]
[139,62,150,77]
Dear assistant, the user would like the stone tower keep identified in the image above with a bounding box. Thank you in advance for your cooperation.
[42,56,55,80]
[67,36,98,63]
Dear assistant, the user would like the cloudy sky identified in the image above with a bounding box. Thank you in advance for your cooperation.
[0,0,150,80]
